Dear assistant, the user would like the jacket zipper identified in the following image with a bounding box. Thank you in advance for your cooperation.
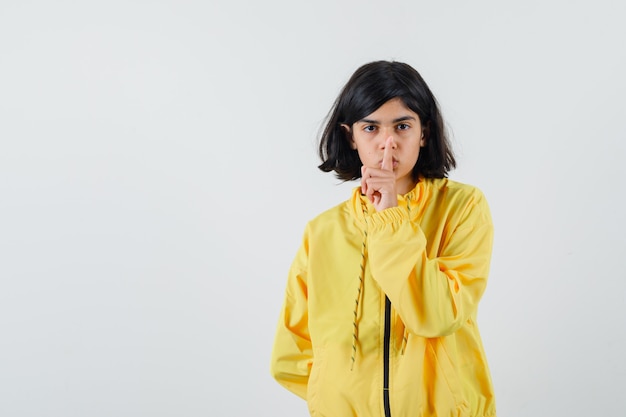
[383,296,392,417]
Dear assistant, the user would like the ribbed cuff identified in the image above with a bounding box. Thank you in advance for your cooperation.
[365,206,409,229]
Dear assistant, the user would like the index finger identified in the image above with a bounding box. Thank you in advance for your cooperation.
[381,137,393,171]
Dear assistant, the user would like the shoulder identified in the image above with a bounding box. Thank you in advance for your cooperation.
[425,178,491,224]
[428,177,485,198]
[426,177,488,206]
[307,198,352,229]
[301,187,364,239]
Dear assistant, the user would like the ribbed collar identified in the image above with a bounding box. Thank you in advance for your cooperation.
[349,178,429,226]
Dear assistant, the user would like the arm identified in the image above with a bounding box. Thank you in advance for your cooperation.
[367,191,493,338]
[269,234,311,400]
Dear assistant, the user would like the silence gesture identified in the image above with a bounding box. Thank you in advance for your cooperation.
[361,137,398,212]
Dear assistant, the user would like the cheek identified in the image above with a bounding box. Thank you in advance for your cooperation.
[355,149,377,166]
[355,144,375,156]
[359,150,375,161]
[411,146,422,162]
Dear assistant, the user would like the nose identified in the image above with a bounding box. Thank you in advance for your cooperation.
[380,135,397,149]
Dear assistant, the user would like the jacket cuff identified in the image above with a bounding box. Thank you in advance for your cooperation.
[365,206,409,229]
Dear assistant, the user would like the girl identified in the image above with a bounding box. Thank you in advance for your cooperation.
[270,61,496,417]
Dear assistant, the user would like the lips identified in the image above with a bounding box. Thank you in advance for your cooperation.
[379,159,399,169]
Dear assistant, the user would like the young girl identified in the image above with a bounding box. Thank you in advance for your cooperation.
[270,61,496,417]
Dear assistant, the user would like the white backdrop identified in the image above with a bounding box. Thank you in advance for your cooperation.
[1,0,625,416]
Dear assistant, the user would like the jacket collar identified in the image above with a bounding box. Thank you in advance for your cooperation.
[349,178,429,226]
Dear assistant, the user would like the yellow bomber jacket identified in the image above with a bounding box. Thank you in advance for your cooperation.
[270,178,496,417]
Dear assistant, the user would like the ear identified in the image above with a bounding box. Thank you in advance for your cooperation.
[420,124,429,147]
[341,123,357,150]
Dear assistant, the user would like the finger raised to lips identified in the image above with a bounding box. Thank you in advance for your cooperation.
[381,137,393,171]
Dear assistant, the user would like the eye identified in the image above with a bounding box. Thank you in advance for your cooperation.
[397,123,410,131]
[363,125,377,133]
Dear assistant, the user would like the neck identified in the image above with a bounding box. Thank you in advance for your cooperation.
[396,178,418,195]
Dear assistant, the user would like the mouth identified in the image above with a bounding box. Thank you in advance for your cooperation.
[379,159,399,169]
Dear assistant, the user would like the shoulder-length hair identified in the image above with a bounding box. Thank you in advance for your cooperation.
[318,60,456,181]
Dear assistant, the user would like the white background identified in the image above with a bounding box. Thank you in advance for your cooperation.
[1,0,625,416]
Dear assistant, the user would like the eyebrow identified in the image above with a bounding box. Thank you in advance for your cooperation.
[358,116,417,124]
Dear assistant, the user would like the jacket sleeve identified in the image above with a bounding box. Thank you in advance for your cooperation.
[269,230,311,400]
[366,191,494,338]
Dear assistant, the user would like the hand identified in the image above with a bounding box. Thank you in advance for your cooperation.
[361,137,398,211]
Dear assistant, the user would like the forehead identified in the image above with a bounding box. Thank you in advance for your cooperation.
[357,98,418,123]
